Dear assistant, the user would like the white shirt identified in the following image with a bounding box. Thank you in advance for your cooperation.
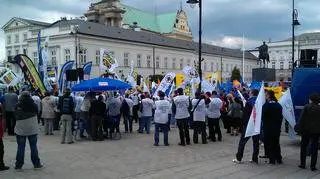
[192,99,206,122]
[74,96,84,112]
[124,98,134,116]
[207,97,223,119]
[130,94,139,106]
[141,98,154,117]
[32,95,41,113]
[173,95,190,119]
[154,100,170,124]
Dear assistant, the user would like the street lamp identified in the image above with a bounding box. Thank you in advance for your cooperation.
[71,25,79,68]
[187,0,202,92]
[292,0,300,78]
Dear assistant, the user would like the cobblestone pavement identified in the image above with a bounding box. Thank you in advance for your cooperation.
[0,124,319,179]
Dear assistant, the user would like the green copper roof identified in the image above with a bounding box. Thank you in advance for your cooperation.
[121,4,176,34]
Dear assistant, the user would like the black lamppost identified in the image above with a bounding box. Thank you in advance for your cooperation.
[292,0,300,77]
[71,25,79,68]
[187,0,202,92]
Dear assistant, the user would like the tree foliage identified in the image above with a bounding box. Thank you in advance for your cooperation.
[231,67,241,82]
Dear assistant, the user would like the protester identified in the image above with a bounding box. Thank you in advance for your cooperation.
[121,93,134,133]
[41,92,56,135]
[89,95,106,141]
[228,97,242,136]
[107,92,122,139]
[4,86,18,135]
[219,91,230,133]
[58,89,75,144]
[74,93,84,138]
[139,93,154,134]
[0,102,9,171]
[233,89,260,164]
[262,90,283,165]
[192,92,207,144]
[297,93,320,171]
[130,92,140,123]
[32,93,42,125]
[80,92,94,138]
[207,91,223,142]
[14,91,42,170]
[173,88,191,146]
[154,91,170,146]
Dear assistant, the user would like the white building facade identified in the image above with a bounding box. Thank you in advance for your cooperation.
[2,18,258,82]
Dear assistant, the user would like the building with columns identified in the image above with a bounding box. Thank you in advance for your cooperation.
[1,0,258,82]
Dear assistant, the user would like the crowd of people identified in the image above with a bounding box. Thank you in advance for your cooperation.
[0,85,319,172]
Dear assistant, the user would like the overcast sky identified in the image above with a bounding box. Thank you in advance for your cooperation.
[1,0,319,61]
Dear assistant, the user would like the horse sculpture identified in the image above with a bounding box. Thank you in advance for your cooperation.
[257,42,270,68]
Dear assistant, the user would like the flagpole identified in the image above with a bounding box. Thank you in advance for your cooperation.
[242,34,245,82]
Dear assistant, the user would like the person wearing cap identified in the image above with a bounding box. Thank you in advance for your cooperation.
[14,91,42,170]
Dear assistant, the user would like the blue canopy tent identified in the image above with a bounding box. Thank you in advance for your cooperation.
[72,78,131,92]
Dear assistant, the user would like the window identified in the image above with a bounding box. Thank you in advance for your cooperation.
[15,34,19,43]
[272,61,275,69]
[65,49,71,61]
[137,54,141,68]
[124,53,129,66]
[7,50,11,57]
[7,35,11,44]
[95,50,100,64]
[289,61,292,69]
[187,59,191,66]
[172,58,176,69]
[226,64,229,72]
[33,52,38,64]
[246,65,249,73]
[156,56,160,69]
[147,55,151,68]
[180,59,183,70]
[216,63,219,71]
[164,57,168,68]
[51,49,57,66]
[79,49,87,65]
[23,48,27,55]
[15,49,19,55]
[204,62,207,71]
[280,61,284,70]
[23,33,27,42]
[231,64,234,71]
[211,62,214,72]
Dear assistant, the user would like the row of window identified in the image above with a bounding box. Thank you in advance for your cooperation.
[7,33,28,44]
[270,61,292,70]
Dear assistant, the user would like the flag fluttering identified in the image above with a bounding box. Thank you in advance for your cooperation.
[279,89,296,139]
[245,83,265,137]
[100,48,118,72]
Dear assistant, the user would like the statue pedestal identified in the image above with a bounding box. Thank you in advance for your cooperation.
[252,68,276,81]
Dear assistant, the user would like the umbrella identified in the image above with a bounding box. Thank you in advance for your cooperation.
[72,77,131,92]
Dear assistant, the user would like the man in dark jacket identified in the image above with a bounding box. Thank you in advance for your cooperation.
[298,93,320,171]
[89,95,106,141]
[233,89,260,164]
[58,89,75,144]
[262,90,283,164]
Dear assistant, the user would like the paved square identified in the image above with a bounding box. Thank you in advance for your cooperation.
[1,124,319,179]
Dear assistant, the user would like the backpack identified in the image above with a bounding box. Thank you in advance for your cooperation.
[121,99,130,116]
[59,96,74,114]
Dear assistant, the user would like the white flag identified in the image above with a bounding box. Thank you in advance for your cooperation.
[183,66,200,83]
[201,80,215,93]
[100,48,119,72]
[279,89,296,139]
[154,72,176,97]
[237,90,247,107]
[245,83,265,137]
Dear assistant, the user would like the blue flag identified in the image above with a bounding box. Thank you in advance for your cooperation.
[58,61,75,94]
[82,62,92,80]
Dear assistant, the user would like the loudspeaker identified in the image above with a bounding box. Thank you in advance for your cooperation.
[66,70,78,81]
[252,68,276,81]
[77,68,84,81]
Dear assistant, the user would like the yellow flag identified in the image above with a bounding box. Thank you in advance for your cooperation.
[264,87,283,100]
[175,73,184,87]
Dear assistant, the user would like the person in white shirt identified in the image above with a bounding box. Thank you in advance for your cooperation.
[154,91,170,146]
[130,92,140,123]
[121,93,134,133]
[206,91,223,142]
[192,91,207,144]
[172,88,191,146]
[139,93,154,134]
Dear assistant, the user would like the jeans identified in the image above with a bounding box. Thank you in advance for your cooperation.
[15,135,41,169]
[154,123,169,145]
[44,118,54,135]
[208,118,222,141]
[109,115,121,138]
[91,115,104,141]
[193,121,207,144]
[124,115,133,132]
[79,119,88,137]
[5,111,16,135]
[140,116,152,134]
[60,115,73,143]
[236,129,260,162]
[176,118,190,145]
[300,133,319,168]
[0,138,4,167]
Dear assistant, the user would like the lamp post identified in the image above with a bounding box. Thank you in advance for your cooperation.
[187,0,202,92]
[292,0,300,78]
[71,25,79,68]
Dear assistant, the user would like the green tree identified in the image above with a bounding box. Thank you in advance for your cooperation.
[231,67,241,82]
